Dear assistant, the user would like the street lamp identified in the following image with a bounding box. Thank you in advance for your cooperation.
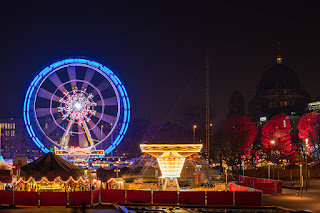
[269,140,275,179]
[305,138,309,191]
[193,125,197,143]
[100,125,104,150]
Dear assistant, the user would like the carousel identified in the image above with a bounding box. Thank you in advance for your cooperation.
[13,152,91,192]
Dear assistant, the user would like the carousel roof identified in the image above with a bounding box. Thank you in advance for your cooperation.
[20,152,84,181]
[21,152,82,172]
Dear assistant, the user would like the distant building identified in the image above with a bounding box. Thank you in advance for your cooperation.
[307,95,320,112]
[0,118,42,159]
[228,91,245,118]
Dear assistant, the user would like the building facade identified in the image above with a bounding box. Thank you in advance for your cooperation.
[0,118,43,159]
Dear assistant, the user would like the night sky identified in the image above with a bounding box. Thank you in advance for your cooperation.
[0,1,320,123]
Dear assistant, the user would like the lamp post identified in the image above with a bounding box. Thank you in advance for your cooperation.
[100,125,104,150]
[300,163,303,197]
[268,140,275,179]
[193,125,197,143]
[110,124,113,157]
[305,139,309,191]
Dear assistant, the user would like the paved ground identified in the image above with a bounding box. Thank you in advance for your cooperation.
[263,178,320,212]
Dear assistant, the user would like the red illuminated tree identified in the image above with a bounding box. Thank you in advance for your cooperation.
[212,116,257,170]
[261,113,296,161]
[298,111,320,159]
[227,116,258,160]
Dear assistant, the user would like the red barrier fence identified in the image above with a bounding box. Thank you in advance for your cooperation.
[235,191,262,206]
[101,189,125,203]
[40,192,67,206]
[69,191,91,206]
[226,174,282,194]
[229,183,248,192]
[0,191,12,204]
[179,191,205,205]
[153,191,178,204]
[127,190,151,204]
[207,191,233,206]
[0,187,262,207]
[92,190,100,204]
[15,191,38,206]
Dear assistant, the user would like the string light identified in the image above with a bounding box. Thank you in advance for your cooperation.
[13,176,89,185]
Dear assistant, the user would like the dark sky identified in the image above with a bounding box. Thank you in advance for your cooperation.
[0,1,320,123]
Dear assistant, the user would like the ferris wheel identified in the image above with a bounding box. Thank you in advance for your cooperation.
[23,58,130,155]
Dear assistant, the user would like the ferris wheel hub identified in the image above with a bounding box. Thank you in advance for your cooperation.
[59,88,96,124]
[73,101,84,112]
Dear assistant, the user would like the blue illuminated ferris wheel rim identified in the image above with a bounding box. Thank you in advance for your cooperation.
[23,58,130,154]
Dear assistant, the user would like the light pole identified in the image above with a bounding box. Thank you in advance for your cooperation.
[110,123,114,157]
[300,163,303,197]
[305,138,309,191]
[268,140,275,179]
[100,125,104,150]
[193,125,197,143]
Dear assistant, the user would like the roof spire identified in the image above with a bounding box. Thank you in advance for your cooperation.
[276,42,283,64]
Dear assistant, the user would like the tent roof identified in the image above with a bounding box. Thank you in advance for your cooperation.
[20,152,84,181]
[0,155,10,170]
[21,152,82,172]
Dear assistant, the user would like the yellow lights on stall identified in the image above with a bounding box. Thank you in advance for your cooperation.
[13,176,89,185]
[157,151,185,178]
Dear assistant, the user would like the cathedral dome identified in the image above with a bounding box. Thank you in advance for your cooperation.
[258,63,302,92]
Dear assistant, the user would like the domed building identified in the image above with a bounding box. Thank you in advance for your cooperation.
[248,52,310,122]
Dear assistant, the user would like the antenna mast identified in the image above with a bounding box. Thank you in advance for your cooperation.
[205,48,210,162]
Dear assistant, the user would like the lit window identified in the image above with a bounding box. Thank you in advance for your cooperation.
[11,131,15,136]
[284,101,288,107]
[13,123,15,129]
[5,131,9,136]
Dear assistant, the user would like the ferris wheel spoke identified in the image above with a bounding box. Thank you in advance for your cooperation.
[91,125,106,141]
[49,72,67,93]
[60,119,73,147]
[97,97,118,106]
[92,79,110,96]
[81,68,95,90]
[94,112,116,124]
[45,118,62,136]
[38,88,61,101]
[67,66,77,88]
[36,108,58,117]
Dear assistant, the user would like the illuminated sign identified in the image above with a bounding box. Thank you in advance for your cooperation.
[259,116,267,122]
[55,148,104,156]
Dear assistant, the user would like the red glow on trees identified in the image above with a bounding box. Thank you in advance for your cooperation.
[261,113,296,160]
[227,116,258,160]
[298,111,320,145]
[211,116,257,170]
[298,111,320,159]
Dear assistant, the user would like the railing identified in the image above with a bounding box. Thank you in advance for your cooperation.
[0,188,262,207]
